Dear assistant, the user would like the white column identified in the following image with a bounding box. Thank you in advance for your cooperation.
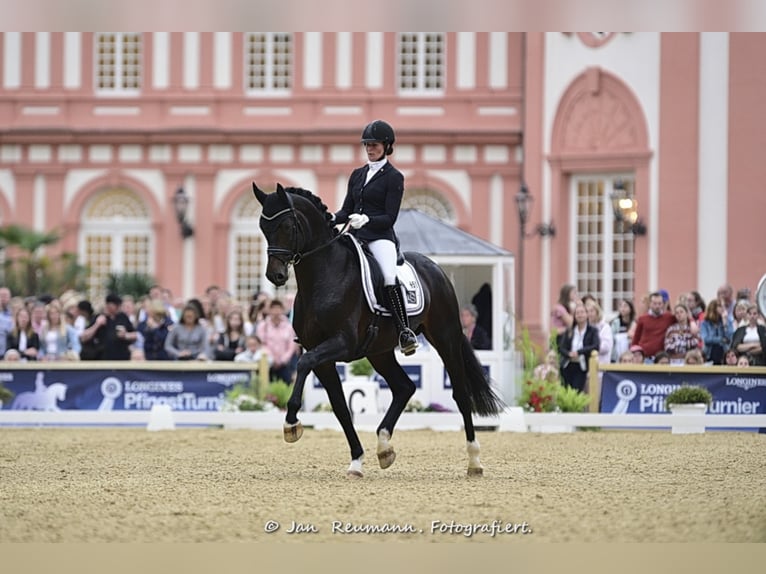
[3,32,21,89]
[489,32,507,89]
[63,32,81,89]
[303,32,321,89]
[213,32,231,89]
[365,32,383,89]
[152,32,169,89]
[335,32,351,89]
[35,32,50,89]
[456,32,475,89]
[697,33,729,298]
[183,32,199,89]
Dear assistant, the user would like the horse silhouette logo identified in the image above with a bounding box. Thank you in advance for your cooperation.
[11,372,68,411]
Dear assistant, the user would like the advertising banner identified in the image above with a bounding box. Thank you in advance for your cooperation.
[0,368,252,411]
[600,369,766,431]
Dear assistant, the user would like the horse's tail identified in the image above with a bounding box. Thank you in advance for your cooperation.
[462,336,505,415]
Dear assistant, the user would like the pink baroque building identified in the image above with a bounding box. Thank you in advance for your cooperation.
[0,32,764,345]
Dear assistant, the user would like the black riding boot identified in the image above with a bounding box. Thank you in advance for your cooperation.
[385,284,418,356]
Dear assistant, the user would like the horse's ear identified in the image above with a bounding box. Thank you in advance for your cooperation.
[276,183,294,208]
[252,182,267,205]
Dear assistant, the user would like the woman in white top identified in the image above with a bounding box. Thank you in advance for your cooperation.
[40,302,81,361]
[730,304,766,366]
[585,299,614,366]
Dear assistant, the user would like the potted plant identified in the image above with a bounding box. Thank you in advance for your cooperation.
[665,385,713,434]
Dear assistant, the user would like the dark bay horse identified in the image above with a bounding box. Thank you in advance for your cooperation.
[253,183,504,477]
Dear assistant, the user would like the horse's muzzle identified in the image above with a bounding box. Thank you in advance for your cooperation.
[266,260,289,286]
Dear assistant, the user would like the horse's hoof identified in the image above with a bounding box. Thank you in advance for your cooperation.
[346,470,364,479]
[467,467,484,477]
[283,422,303,443]
[377,447,396,469]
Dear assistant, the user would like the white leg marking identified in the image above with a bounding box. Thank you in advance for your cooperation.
[467,439,483,476]
[377,429,391,454]
[347,456,364,478]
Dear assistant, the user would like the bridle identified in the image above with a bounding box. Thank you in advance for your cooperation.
[260,202,349,268]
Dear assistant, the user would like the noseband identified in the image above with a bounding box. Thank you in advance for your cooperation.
[260,204,348,267]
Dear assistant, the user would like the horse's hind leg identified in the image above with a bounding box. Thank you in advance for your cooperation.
[425,330,484,477]
[368,351,416,469]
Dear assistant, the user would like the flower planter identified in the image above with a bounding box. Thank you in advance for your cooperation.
[668,403,708,434]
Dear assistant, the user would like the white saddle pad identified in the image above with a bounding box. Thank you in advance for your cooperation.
[347,234,425,316]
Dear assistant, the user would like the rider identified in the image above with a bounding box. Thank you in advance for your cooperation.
[333,120,419,356]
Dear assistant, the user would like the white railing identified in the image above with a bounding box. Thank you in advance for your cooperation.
[2,408,764,432]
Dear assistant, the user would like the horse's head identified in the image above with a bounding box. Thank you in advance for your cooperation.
[253,182,338,286]
[253,183,296,286]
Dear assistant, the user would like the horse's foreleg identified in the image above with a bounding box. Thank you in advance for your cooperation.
[283,355,309,442]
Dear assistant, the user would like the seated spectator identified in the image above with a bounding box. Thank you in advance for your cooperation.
[557,301,600,392]
[723,348,739,366]
[234,335,273,366]
[631,291,676,362]
[213,309,247,361]
[700,300,733,364]
[40,301,81,361]
[653,351,671,365]
[585,299,613,365]
[137,300,173,361]
[460,304,491,350]
[736,354,752,368]
[256,299,299,384]
[630,344,645,364]
[610,299,637,362]
[733,300,750,329]
[664,304,701,365]
[533,350,560,382]
[730,304,766,366]
[164,303,210,361]
[6,307,41,361]
[618,350,635,364]
[685,291,706,323]
[684,349,705,365]
[130,348,146,361]
[79,294,136,360]
[3,348,21,362]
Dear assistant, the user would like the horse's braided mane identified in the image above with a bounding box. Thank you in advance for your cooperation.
[284,187,339,235]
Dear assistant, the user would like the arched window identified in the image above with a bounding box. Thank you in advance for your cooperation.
[79,188,152,301]
[402,188,456,224]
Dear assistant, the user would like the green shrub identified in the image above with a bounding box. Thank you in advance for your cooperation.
[264,380,293,409]
[0,382,14,405]
[556,384,591,413]
[349,358,374,377]
[665,385,713,407]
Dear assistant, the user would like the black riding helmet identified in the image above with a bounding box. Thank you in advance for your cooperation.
[361,120,395,156]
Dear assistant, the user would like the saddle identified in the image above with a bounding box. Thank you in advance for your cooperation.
[344,235,424,317]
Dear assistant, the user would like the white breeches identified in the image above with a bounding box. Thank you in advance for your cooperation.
[368,239,397,285]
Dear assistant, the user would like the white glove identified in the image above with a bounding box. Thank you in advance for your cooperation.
[348,213,369,229]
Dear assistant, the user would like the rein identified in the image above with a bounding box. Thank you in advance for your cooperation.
[263,206,350,267]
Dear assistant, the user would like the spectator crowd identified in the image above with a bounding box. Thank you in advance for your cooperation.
[0,284,298,384]
[550,282,766,391]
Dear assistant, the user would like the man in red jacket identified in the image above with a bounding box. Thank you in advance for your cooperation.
[631,291,676,361]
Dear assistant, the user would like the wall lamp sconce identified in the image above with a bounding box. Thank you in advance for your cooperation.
[610,180,647,236]
[173,187,194,239]
[515,183,556,238]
